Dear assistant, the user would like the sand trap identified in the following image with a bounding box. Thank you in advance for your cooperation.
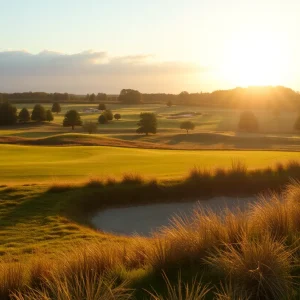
[91,196,256,236]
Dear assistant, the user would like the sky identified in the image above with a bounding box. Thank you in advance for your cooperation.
[0,0,300,94]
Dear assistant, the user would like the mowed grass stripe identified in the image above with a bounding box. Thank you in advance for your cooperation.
[1,144,299,183]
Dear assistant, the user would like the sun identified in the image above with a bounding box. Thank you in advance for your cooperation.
[221,31,289,87]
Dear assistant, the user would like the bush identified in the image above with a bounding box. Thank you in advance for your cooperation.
[63,110,82,130]
[180,121,195,134]
[98,114,108,124]
[0,102,17,125]
[31,104,46,122]
[83,121,98,134]
[18,108,30,123]
[114,113,121,120]
[46,110,54,122]
[137,112,157,135]
[238,111,259,132]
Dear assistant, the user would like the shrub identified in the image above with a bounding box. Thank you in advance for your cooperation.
[180,121,195,134]
[104,109,113,121]
[114,113,121,120]
[18,108,30,123]
[98,114,108,124]
[83,121,98,134]
[51,102,61,114]
[238,111,259,132]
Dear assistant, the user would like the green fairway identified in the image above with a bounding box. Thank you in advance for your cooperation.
[1,144,299,183]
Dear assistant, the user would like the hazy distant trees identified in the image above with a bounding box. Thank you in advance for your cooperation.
[294,115,300,131]
[0,102,17,125]
[98,103,106,111]
[136,112,157,135]
[31,104,46,122]
[90,93,96,102]
[114,113,121,120]
[180,121,195,134]
[167,100,173,107]
[46,110,54,122]
[119,89,142,104]
[98,114,108,124]
[83,121,98,134]
[238,111,259,132]
[18,108,30,123]
[97,93,107,102]
[51,102,61,114]
[178,91,189,104]
[63,110,82,130]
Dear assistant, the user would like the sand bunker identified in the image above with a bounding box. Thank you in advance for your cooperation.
[91,196,256,236]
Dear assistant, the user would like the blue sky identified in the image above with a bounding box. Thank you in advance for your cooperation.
[0,0,299,93]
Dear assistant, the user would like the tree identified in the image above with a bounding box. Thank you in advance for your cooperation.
[180,121,195,134]
[114,113,121,120]
[97,93,107,102]
[294,115,300,131]
[31,104,46,122]
[98,103,106,111]
[104,109,113,121]
[63,110,82,130]
[98,114,108,124]
[238,111,259,132]
[46,110,54,122]
[119,89,142,104]
[90,93,96,102]
[85,94,90,101]
[136,112,157,135]
[83,121,98,134]
[178,91,189,104]
[18,108,30,123]
[51,102,61,114]
[0,102,17,125]
[167,100,173,107]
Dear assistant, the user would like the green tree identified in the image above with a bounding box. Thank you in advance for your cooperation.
[83,121,98,134]
[136,112,157,135]
[0,102,17,125]
[90,93,96,102]
[46,110,54,122]
[18,108,30,123]
[98,103,106,111]
[294,115,300,131]
[96,93,108,102]
[180,121,195,134]
[31,104,46,122]
[51,102,61,114]
[114,113,121,120]
[63,110,82,130]
[104,109,113,121]
[238,111,259,132]
[119,89,142,104]
[98,114,108,124]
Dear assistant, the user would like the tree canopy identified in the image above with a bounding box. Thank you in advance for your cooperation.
[136,112,157,135]
[31,104,46,122]
[51,102,61,114]
[103,109,113,121]
[63,110,82,130]
[238,111,259,132]
[119,89,142,104]
[114,113,121,120]
[46,110,54,122]
[98,103,106,111]
[97,93,107,102]
[180,121,195,134]
[0,102,17,125]
[98,114,108,124]
[18,108,30,123]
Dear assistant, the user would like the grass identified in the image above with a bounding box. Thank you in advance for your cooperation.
[1,144,300,184]
[0,182,300,299]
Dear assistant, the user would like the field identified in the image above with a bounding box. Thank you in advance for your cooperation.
[1,102,300,299]
[1,144,300,184]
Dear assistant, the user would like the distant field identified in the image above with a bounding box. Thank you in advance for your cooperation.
[1,144,299,184]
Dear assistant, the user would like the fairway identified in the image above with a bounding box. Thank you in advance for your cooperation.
[1,144,299,184]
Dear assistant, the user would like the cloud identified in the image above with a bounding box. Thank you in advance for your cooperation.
[0,50,209,93]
